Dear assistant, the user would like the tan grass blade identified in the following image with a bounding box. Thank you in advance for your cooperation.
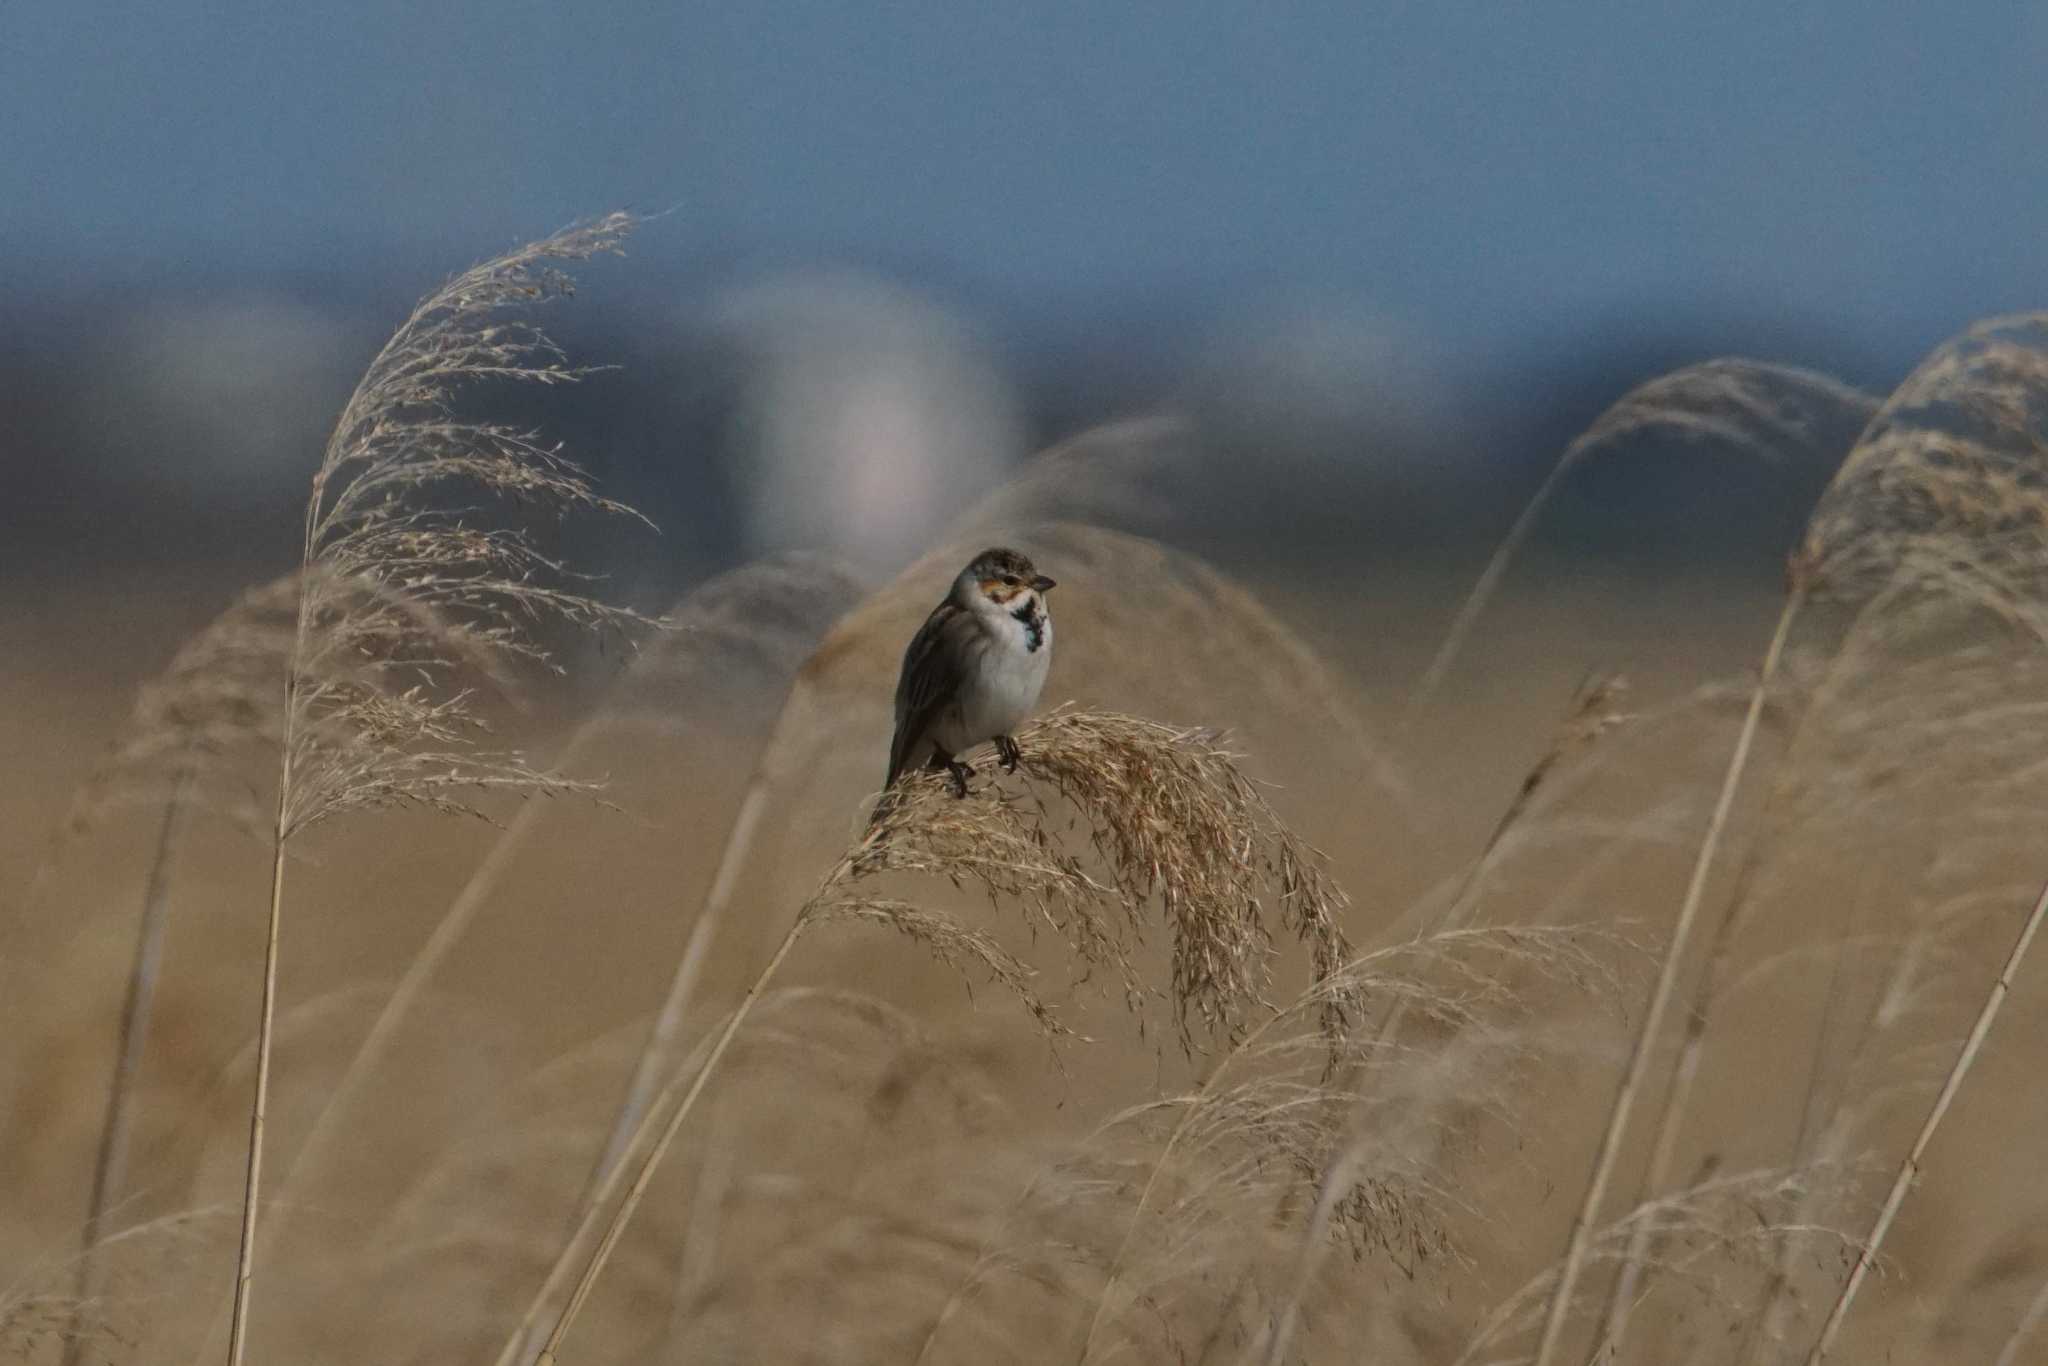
[573,553,870,1195]
[1994,1273,2048,1366]
[224,776,293,1366]
[1529,586,1804,1366]
[1803,875,2048,1364]
[535,930,810,1366]
[1594,583,1904,1353]
[60,772,192,1366]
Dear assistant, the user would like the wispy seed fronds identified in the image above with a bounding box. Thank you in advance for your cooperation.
[1804,315,2048,596]
[74,574,300,839]
[865,706,1353,1048]
[277,215,655,841]
[526,706,1353,1364]
[1562,358,1877,473]
[604,551,870,735]
[811,897,1067,1039]
[1459,1167,1854,1366]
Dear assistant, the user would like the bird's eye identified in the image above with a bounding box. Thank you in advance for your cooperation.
[1002,575,1021,587]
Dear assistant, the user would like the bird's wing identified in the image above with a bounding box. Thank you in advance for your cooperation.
[885,601,970,788]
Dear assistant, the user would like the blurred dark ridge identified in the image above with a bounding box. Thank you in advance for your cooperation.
[0,258,1897,597]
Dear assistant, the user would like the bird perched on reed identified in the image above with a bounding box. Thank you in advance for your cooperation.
[877,547,1056,812]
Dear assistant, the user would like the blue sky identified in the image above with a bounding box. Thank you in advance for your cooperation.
[8,0,2045,372]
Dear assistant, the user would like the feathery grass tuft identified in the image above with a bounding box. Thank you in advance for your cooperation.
[215,215,655,1366]
[519,704,1350,1364]
[868,706,1354,1048]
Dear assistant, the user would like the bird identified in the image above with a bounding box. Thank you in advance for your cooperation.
[877,546,1056,814]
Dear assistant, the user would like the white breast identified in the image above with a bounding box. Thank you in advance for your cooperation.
[931,610,1051,757]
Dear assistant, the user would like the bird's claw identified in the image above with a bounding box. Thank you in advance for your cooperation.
[946,758,977,798]
[995,735,1022,774]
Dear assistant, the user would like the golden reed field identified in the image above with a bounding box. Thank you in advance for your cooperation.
[10,218,2048,1366]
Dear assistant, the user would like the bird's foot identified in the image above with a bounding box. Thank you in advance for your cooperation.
[946,758,977,798]
[995,734,1021,773]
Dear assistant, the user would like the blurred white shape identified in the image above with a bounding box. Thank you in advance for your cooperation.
[715,271,1024,566]
[1185,296,1472,483]
[102,294,354,485]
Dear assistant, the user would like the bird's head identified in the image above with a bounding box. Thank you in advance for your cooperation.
[953,546,1056,616]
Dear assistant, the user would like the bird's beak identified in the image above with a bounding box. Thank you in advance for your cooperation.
[1031,575,1056,592]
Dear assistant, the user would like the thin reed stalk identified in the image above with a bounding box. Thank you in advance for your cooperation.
[503,842,730,1362]
[1994,1274,2048,1366]
[1408,359,1872,716]
[1407,458,1573,717]
[1735,889,2008,1366]
[184,712,598,1366]
[579,751,782,1204]
[1593,874,1743,1355]
[499,557,865,1363]
[579,907,718,1202]
[1256,1132,1369,1366]
[233,726,594,1265]
[535,927,806,1366]
[486,1017,728,1366]
[226,744,296,1366]
[1530,584,1805,1366]
[61,772,192,1366]
[1803,874,2048,1364]
[525,828,877,1366]
[1594,582,1902,1354]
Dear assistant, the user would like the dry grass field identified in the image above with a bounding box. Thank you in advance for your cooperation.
[10,222,2048,1366]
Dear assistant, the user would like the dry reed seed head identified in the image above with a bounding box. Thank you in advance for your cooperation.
[275,217,658,841]
[967,927,1611,1363]
[858,706,1353,1051]
[1501,674,1634,818]
[1804,316,2048,599]
[1457,1165,1855,1366]
[72,573,302,838]
[950,415,1196,542]
[1563,358,1878,474]
[603,551,870,734]
[810,898,1069,1039]
[1753,570,2048,920]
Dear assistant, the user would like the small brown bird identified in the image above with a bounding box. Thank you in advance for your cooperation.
[880,547,1056,805]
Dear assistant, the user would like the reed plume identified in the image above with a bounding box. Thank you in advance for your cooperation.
[1536,313,2048,1366]
[516,705,1350,1364]
[214,215,653,1366]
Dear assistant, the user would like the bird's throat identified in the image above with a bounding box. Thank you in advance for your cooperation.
[1011,600,1046,653]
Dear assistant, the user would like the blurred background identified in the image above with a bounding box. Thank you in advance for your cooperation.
[10,0,2048,585]
[12,5,2048,1361]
